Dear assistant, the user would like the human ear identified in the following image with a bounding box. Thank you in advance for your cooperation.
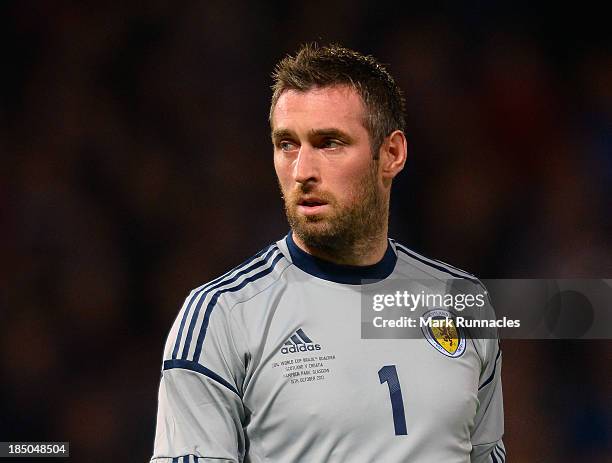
[379,130,407,180]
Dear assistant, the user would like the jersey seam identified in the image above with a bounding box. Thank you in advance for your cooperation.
[227,260,293,313]
[225,260,292,371]
[469,337,485,375]
[227,262,293,463]
[167,244,277,363]
[163,362,242,399]
[472,371,501,439]
[479,348,502,390]
[472,438,504,447]
[393,242,490,299]
[395,252,455,284]
[202,255,290,372]
[392,239,477,279]
[227,306,249,372]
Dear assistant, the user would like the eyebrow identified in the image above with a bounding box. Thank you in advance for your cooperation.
[308,128,353,142]
[271,128,354,143]
[271,128,294,143]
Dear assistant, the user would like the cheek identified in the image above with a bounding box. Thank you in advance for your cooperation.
[273,154,285,178]
[274,156,292,191]
[330,161,373,198]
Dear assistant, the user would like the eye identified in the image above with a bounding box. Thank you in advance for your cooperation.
[279,141,298,152]
[321,139,342,149]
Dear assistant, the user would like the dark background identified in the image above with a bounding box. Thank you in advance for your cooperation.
[1,2,610,462]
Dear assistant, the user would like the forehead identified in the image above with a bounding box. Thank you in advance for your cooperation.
[271,85,366,131]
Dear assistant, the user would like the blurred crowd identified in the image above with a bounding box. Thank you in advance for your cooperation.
[0,2,610,462]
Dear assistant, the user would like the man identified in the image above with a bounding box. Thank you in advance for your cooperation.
[151,44,505,462]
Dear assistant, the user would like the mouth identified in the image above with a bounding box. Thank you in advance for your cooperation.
[296,197,329,215]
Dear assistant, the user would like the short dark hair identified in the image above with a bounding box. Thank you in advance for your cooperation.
[270,43,406,157]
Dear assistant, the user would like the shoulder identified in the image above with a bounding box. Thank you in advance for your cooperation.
[187,241,291,311]
[390,238,479,283]
[390,239,499,365]
[162,240,291,362]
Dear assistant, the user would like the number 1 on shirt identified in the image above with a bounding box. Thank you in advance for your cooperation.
[378,365,408,435]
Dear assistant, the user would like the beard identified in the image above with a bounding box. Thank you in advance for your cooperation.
[280,161,387,255]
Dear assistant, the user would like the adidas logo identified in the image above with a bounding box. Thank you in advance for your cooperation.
[280,328,322,354]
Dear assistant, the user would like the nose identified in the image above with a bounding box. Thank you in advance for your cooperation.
[294,146,320,185]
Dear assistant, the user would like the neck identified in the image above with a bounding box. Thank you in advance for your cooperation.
[291,225,389,266]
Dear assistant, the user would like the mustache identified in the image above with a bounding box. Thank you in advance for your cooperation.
[285,187,336,206]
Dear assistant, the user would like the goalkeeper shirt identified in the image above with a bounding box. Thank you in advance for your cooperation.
[151,233,505,463]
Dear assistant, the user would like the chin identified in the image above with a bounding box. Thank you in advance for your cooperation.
[296,221,328,236]
[293,222,341,246]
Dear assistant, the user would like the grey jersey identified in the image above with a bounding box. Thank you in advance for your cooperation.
[151,234,505,463]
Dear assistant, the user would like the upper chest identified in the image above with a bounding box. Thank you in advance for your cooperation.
[237,280,482,439]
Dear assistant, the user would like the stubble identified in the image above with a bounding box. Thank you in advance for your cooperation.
[280,160,388,263]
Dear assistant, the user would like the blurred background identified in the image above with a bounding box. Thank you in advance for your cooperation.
[0,1,610,462]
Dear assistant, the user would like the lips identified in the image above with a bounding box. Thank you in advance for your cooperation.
[298,197,327,207]
[296,196,329,215]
